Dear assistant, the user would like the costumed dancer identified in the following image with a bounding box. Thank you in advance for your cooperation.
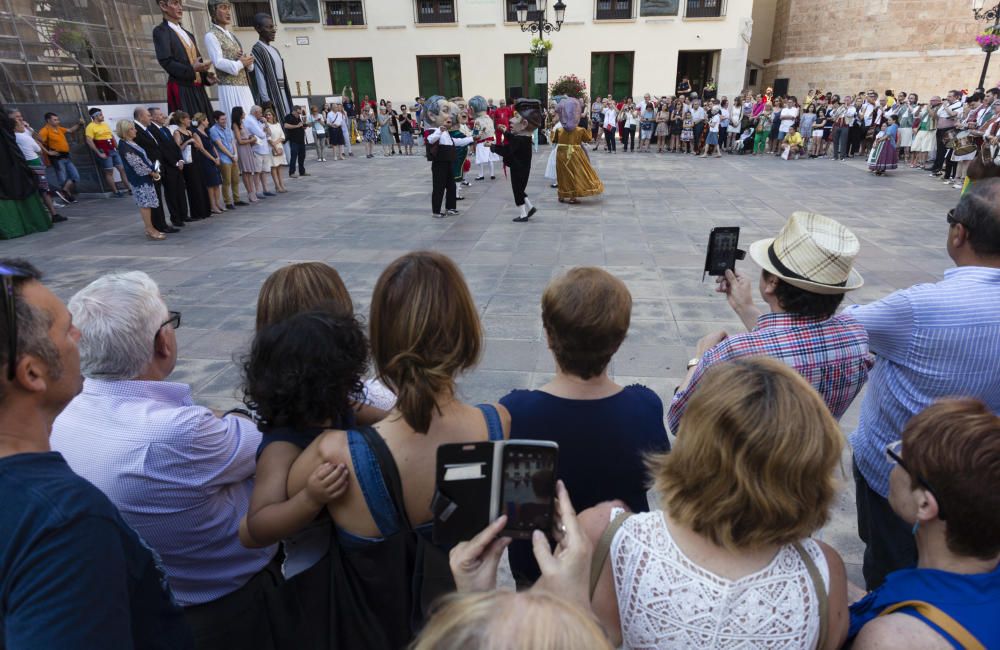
[153,0,213,116]
[492,99,543,223]
[552,97,604,204]
[424,97,471,218]
[451,108,473,199]
[544,95,565,189]
[249,13,293,123]
[469,96,500,181]
[203,0,254,121]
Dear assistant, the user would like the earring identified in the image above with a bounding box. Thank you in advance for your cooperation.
[911,521,920,536]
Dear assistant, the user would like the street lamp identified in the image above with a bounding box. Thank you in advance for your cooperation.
[972,0,1000,92]
[515,0,567,34]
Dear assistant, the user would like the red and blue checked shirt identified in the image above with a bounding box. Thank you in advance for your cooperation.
[668,312,874,433]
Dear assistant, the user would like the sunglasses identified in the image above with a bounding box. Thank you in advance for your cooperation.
[0,265,30,381]
[885,440,946,520]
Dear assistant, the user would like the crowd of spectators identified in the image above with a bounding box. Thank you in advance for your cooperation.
[1,133,999,650]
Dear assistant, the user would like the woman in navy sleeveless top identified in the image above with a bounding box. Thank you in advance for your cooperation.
[501,267,669,583]
[848,399,1000,649]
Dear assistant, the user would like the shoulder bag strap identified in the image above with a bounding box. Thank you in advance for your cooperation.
[879,600,985,650]
[792,541,828,650]
[475,404,504,441]
[356,426,414,534]
[588,510,633,600]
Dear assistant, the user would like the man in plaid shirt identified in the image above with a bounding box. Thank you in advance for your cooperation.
[669,213,874,434]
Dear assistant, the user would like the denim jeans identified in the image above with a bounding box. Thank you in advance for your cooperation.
[288,141,306,175]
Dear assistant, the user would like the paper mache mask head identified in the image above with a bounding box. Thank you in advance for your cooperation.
[469,96,489,117]
[449,97,468,112]
[509,98,543,134]
[556,97,581,132]
[423,95,461,128]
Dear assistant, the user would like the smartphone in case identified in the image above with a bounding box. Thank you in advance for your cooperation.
[703,226,744,280]
[433,440,558,546]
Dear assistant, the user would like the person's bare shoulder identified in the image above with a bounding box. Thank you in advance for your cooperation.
[853,612,952,650]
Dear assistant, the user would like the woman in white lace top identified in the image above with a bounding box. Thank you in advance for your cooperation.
[585,357,849,649]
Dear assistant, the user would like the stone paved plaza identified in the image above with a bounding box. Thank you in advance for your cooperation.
[6,145,961,585]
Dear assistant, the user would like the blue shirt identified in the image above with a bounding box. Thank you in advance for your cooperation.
[500,385,670,581]
[51,379,275,606]
[848,564,1000,648]
[209,123,235,164]
[845,267,1000,497]
[0,452,192,649]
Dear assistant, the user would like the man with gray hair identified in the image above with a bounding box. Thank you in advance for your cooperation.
[0,260,192,648]
[244,104,275,197]
[50,271,284,649]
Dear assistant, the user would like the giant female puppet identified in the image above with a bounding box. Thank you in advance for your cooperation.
[469,95,500,181]
[552,97,604,204]
[203,0,255,120]
[153,0,213,115]
[492,99,543,222]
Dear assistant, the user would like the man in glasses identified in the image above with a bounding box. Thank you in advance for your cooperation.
[50,271,286,649]
[0,259,192,649]
[845,178,1000,590]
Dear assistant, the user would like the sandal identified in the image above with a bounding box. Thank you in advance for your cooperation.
[145,230,166,241]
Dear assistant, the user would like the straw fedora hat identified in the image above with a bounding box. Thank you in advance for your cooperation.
[748,212,864,295]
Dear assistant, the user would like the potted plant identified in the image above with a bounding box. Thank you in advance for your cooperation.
[52,25,90,55]
[549,73,588,102]
[529,37,553,57]
[977,27,1000,53]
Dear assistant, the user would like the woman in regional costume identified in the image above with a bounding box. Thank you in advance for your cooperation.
[868,115,899,176]
[203,0,255,120]
[469,96,500,181]
[552,98,604,203]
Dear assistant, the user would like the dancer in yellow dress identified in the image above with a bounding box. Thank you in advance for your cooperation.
[552,97,604,203]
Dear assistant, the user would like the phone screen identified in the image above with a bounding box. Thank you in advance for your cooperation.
[705,227,741,277]
[499,444,557,540]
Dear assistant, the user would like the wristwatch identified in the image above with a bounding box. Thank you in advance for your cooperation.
[686,357,700,370]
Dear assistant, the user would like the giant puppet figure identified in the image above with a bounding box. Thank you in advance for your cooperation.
[469,95,500,181]
[552,97,604,204]
[451,105,473,198]
[423,96,472,218]
[492,99,543,222]
[249,13,294,122]
[153,0,213,115]
[203,0,255,120]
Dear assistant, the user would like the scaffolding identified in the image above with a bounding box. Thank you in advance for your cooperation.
[0,0,211,104]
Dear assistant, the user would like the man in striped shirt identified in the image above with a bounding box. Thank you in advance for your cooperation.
[846,179,1000,590]
[669,213,873,433]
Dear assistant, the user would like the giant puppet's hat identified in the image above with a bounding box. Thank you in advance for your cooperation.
[514,98,543,129]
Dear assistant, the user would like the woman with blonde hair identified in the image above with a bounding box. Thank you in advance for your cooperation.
[263,110,288,193]
[114,118,165,240]
[585,357,849,650]
[285,251,511,647]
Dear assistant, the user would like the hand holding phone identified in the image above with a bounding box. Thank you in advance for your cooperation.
[448,515,511,594]
[530,480,592,609]
[703,227,745,281]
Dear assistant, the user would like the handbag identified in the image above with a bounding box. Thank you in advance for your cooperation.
[292,426,454,650]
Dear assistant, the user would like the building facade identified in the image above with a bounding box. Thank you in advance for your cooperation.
[758,0,993,100]
[225,0,757,104]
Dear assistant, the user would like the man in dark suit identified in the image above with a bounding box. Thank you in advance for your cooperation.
[153,0,213,115]
[149,107,193,223]
[132,107,178,233]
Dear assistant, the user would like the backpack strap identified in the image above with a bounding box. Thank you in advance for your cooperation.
[589,510,633,600]
[879,600,985,650]
[792,541,828,650]
[476,403,504,441]
[356,426,414,534]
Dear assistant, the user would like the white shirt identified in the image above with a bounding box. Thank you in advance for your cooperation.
[709,114,721,132]
[203,26,253,77]
[427,128,473,147]
[167,20,194,49]
[14,130,40,161]
[691,107,707,123]
[862,102,876,126]
[244,113,271,155]
[603,108,617,128]
[779,107,799,132]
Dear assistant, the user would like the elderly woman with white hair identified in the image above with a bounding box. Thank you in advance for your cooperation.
[49,271,284,647]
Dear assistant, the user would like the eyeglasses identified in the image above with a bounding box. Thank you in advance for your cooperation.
[0,265,29,381]
[159,311,181,332]
[885,440,946,520]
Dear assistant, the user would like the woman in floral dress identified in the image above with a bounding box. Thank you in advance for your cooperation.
[115,119,165,240]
